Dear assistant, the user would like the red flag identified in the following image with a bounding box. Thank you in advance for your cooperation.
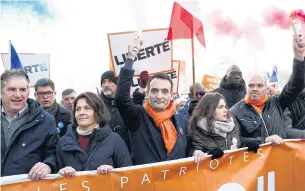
[167,2,205,47]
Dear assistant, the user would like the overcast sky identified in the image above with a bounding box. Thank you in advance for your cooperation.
[0,0,304,99]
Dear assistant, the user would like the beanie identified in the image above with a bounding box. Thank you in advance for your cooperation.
[101,71,117,86]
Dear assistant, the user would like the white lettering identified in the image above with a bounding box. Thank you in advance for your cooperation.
[268,172,275,191]
[37,186,40,191]
[60,183,67,191]
[161,170,169,180]
[179,167,187,175]
[257,176,264,191]
[258,149,264,159]
[229,155,235,166]
[141,173,151,185]
[210,159,219,169]
[243,152,249,162]
[82,181,90,191]
[218,183,246,191]
[121,176,128,188]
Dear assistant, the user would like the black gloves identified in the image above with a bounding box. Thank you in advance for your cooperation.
[208,148,224,159]
[245,141,260,153]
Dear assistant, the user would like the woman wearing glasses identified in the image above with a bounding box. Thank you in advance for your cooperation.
[56,92,132,178]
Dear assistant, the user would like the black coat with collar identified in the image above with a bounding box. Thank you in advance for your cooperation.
[100,93,130,150]
[115,66,188,165]
[1,99,59,176]
[56,123,132,171]
[212,76,246,108]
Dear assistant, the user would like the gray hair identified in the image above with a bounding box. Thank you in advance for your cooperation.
[1,70,30,92]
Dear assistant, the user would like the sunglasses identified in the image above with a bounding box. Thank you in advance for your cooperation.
[189,91,205,97]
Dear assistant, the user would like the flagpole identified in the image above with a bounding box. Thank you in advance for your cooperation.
[191,34,196,98]
[8,40,11,69]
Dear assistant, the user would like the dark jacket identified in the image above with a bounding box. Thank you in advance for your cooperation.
[100,93,130,150]
[286,100,305,138]
[56,123,132,171]
[288,92,305,130]
[54,103,71,137]
[115,63,188,165]
[190,118,241,152]
[212,77,246,108]
[1,99,59,176]
[230,59,305,143]
[178,99,191,118]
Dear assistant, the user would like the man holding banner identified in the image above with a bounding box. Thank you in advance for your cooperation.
[115,37,206,165]
[231,30,305,144]
[1,70,59,180]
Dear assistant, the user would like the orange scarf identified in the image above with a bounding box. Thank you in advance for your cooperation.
[244,95,269,114]
[143,101,177,155]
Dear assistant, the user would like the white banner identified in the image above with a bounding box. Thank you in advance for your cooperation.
[130,61,180,95]
[108,28,173,77]
[1,53,50,87]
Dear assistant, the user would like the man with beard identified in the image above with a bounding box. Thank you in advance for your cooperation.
[34,78,71,137]
[100,71,130,149]
[213,65,246,108]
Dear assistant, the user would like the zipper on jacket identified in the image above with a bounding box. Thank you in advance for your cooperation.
[239,119,257,124]
[260,114,270,137]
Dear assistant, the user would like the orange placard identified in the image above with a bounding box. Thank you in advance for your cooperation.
[202,74,221,91]
[1,141,305,191]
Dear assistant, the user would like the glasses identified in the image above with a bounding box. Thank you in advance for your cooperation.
[36,91,54,98]
[189,92,205,97]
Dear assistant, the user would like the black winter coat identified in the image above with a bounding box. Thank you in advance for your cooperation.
[115,61,188,165]
[230,59,305,143]
[56,124,132,171]
[1,99,59,176]
[212,76,246,108]
[100,93,130,150]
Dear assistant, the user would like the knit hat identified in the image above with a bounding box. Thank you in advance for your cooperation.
[101,70,117,86]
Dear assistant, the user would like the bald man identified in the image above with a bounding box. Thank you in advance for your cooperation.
[213,65,246,108]
[230,32,305,145]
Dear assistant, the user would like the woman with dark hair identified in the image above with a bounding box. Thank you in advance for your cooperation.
[56,92,132,178]
[189,93,259,159]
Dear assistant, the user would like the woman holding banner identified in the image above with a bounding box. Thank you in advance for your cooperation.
[56,92,132,178]
[188,93,260,159]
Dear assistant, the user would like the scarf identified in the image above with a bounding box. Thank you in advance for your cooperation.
[76,124,99,136]
[244,95,269,114]
[197,117,235,138]
[143,100,177,155]
[46,102,59,116]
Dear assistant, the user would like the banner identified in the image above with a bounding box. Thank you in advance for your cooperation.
[108,28,173,77]
[1,53,50,87]
[130,60,180,95]
[202,74,221,91]
[1,140,304,191]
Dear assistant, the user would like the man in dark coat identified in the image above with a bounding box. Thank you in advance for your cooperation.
[1,70,58,180]
[115,38,206,165]
[34,78,71,137]
[230,34,305,145]
[100,70,130,149]
[213,65,246,108]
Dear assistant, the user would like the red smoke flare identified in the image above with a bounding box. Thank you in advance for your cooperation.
[208,10,264,49]
[291,9,305,23]
[263,7,291,29]
[209,10,242,39]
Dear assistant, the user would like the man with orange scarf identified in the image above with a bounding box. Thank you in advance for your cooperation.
[231,30,305,145]
[115,38,206,165]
